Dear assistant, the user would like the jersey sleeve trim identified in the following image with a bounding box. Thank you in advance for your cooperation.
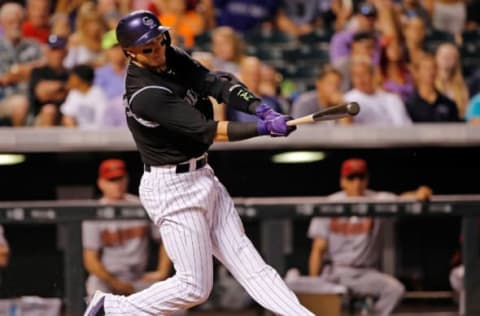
[127,85,174,128]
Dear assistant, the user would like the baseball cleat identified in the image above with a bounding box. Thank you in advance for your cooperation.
[84,290,106,316]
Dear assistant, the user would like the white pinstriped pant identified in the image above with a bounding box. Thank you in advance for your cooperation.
[103,163,314,316]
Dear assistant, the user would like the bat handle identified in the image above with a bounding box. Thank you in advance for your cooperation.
[286,115,314,126]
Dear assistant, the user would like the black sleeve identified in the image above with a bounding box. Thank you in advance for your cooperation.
[28,68,41,100]
[227,122,260,141]
[130,87,218,145]
[166,46,261,114]
[405,100,416,121]
[447,99,461,122]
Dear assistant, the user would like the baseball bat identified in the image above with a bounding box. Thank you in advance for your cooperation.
[286,102,360,126]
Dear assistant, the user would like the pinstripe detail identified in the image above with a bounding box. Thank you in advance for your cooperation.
[103,163,314,316]
[126,86,173,128]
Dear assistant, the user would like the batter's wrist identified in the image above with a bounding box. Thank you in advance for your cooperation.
[227,121,261,141]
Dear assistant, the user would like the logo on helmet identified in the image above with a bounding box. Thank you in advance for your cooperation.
[142,16,156,28]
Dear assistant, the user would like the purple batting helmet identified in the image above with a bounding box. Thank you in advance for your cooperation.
[116,10,171,48]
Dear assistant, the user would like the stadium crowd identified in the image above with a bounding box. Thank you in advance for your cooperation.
[0,0,479,128]
[0,1,478,315]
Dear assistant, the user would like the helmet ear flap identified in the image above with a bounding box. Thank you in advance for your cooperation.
[164,31,172,46]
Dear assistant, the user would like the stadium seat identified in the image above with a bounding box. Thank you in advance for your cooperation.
[298,28,334,45]
[282,45,330,65]
[194,31,212,50]
[425,29,455,52]
[247,45,284,62]
[461,29,480,43]
[244,29,296,48]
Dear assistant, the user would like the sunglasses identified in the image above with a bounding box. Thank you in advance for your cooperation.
[140,37,167,54]
[346,173,367,181]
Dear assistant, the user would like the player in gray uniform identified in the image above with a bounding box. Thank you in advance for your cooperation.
[308,158,432,316]
[0,225,9,268]
[83,159,172,298]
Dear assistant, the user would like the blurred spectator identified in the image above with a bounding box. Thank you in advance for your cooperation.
[22,0,51,44]
[63,1,106,69]
[291,64,349,125]
[96,29,127,127]
[434,43,469,118]
[402,16,428,64]
[96,0,129,30]
[214,0,278,33]
[406,54,460,122]
[29,34,69,127]
[61,64,109,128]
[0,225,9,268]
[132,0,153,11]
[83,159,172,297]
[210,26,245,73]
[55,0,90,16]
[379,37,414,102]
[394,0,430,26]
[192,51,215,69]
[54,0,90,35]
[425,0,466,39]
[308,158,431,316]
[344,58,412,126]
[95,30,126,100]
[226,56,284,122]
[465,93,480,125]
[50,12,72,38]
[259,63,290,113]
[334,31,377,91]
[157,0,205,49]
[467,69,480,98]
[465,0,480,30]
[0,2,44,127]
[275,0,322,37]
[329,2,389,66]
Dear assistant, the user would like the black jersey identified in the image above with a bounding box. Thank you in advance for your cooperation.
[406,90,461,122]
[124,46,229,166]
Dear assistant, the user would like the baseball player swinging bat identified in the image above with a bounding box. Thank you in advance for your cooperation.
[286,101,360,126]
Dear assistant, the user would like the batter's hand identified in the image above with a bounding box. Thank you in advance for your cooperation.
[109,279,135,295]
[258,115,296,137]
[255,103,282,121]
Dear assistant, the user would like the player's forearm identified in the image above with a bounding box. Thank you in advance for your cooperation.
[157,245,172,277]
[308,252,323,277]
[214,121,261,142]
[83,251,118,284]
[62,116,77,127]
[0,245,9,267]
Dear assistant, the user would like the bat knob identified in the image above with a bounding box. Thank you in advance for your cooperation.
[347,102,360,116]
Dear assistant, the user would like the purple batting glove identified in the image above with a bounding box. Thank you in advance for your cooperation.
[255,103,283,121]
[265,115,297,137]
[257,120,269,136]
